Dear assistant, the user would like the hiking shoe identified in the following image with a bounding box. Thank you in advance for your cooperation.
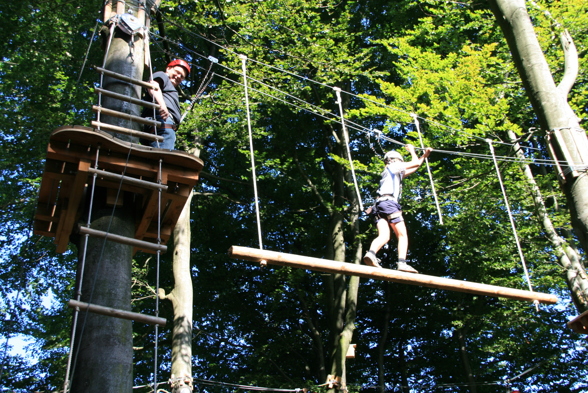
[363,252,382,268]
[397,261,418,273]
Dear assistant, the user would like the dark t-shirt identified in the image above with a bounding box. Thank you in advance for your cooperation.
[143,70,181,124]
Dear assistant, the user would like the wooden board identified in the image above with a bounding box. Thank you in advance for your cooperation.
[34,125,204,253]
[567,310,588,335]
[228,246,558,304]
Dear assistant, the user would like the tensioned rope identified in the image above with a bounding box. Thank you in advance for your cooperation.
[240,55,264,249]
[334,87,363,212]
[487,140,537,309]
[411,113,443,224]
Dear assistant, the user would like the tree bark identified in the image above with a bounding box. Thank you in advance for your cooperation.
[486,0,588,283]
[507,130,588,311]
[71,209,134,392]
[162,142,201,393]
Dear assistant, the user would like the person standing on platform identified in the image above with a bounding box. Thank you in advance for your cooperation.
[141,59,190,150]
[363,144,433,273]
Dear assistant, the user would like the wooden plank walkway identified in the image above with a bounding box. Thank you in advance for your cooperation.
[228,246,558,304]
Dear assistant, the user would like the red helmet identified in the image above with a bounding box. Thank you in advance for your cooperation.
[167,59,191,75]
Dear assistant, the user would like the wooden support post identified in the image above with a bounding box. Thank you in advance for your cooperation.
[68,299,166,326]
[228,246,558,305]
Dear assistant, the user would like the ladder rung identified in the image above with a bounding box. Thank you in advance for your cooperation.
[78,225,167,253]
[92,106,162,127]
[95,66,157,90]
[91,121,163,142]
[94,87,160,110]
[88,167,168,191]
[68,299,166,326]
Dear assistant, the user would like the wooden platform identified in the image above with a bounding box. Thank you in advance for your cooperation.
[567,310,588,334]
[228,246,558,304]
[34,126,203,253]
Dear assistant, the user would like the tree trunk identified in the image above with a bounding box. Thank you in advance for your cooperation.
[71,209,134,392]
[486,0,588,293]
[71,5,148,392]
[162,142,201,393]
[507,130,588,311]
[325,90,361,392]
[456,328,477,393]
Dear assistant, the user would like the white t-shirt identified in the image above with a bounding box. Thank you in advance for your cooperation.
[377,162,405,199]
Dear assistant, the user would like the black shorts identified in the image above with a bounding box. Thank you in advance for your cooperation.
[374,199,403,224]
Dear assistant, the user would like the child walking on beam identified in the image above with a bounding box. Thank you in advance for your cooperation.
[364,144,433,273]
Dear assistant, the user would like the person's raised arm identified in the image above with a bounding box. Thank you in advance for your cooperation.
[402,144,432,177]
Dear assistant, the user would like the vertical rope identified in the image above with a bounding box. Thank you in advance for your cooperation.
[239,54,263,249]
[333,87,363,212]
[487,140,537,307]
[411,113,443,225]
[77,19,101,83]
[153,159,162,392]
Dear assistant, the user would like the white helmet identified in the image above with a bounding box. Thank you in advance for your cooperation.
[384,150,404,162]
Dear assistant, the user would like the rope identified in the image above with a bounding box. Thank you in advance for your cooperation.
[240,54,264,249]
[153,158,163,392]
[180,56,217,123]
[77,19,101,83]
[411,113,443,225]
[487,140,537,309]
[147,18,588,171]
[148,30,581,168]
[334,87,363,212]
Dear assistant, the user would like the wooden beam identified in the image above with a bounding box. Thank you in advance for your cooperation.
[228,246,558,305]
[68,299,166,326]
[79,225,167,253]
[567,310,588,334]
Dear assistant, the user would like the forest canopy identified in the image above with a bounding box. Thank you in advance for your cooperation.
[1,0,587,392]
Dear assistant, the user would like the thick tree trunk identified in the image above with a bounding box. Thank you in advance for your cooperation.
[508,130,588,311]
[71,209,134,392]
[487,0,588,286]
[162,142,201,393]
[160,192,194,393]
[71,5,147,392]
